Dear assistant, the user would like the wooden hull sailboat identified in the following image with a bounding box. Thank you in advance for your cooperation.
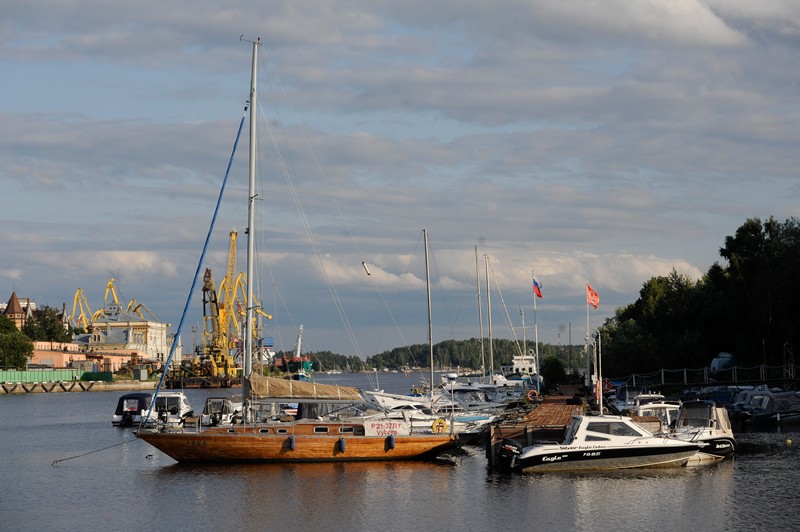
[138,374,457,463]
[137,425,457,463]
[136,39,458,464]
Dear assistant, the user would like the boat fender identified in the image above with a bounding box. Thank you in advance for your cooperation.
[387,434,395,450]
[431,418,448,434]
[339,437,346,453]
[288,435,295,451]
[527,390,539,401]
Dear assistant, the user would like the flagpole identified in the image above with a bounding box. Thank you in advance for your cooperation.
[531,271,540,393]
[585,283,591,389]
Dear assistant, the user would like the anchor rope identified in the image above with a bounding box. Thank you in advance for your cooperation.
[52,438,137,466]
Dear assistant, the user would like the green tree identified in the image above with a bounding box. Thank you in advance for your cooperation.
[22,306,72,343]
[0,330,34,369]
[0,315,16,334]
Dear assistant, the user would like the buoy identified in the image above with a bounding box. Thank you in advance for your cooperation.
[387,434,395,449]
[339,437,346,453]
[787,439,793,445]
[288,435,295,451]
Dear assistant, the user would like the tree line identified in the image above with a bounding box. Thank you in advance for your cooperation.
[0,307,72,369]
[600,216,799,376]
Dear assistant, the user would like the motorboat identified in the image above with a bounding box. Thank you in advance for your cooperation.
[670,400,735,462]
[496,414,702,472]
[144,391,194,427]
[612,385,646,413]
[200,396,242,426]
[113,391,193,428]
[739,390,800,426]
[632,400,681,432]
[112,392,152,427]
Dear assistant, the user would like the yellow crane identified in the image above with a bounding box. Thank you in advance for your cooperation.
[126,299,158,321]
[71,288,94,330]
[92,278,123,320]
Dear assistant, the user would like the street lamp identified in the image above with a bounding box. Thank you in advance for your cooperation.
[585,328,603,414]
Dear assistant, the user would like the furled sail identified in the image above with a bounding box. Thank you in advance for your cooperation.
[246,373,362,402]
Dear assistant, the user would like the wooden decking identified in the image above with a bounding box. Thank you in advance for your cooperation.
[486,394,585,466]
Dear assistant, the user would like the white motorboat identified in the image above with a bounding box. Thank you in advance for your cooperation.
[113,391,194,427]
[670,400,735,462]
[632,400,682,432]
[497,414,702,472]
[143,391,194,427]
[200,396,242,426]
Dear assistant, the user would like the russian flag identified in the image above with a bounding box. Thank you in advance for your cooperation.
[533,276,543,299]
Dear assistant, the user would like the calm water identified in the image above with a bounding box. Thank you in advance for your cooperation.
[1,372,798,531]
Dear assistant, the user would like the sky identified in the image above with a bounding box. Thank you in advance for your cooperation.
[2,1,799,361]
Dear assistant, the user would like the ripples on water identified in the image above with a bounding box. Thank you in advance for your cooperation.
[1,374,798,532]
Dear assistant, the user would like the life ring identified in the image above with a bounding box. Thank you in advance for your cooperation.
[527,389,539,401]
[602,379,613,393]
[431,418,448,433]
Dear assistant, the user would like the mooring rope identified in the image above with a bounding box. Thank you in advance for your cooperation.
[52,438,138,466]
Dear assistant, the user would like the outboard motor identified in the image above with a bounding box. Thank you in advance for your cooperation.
[496,438,523,469]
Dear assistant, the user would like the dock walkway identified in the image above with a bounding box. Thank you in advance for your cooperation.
[486,394,584,467]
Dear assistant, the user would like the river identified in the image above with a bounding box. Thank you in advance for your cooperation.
[1,372,797,531]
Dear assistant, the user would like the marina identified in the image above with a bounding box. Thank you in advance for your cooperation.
[2,372,799,531]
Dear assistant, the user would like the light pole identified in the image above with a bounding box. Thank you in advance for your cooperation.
[585,328,603,414]
[594,328,603,414]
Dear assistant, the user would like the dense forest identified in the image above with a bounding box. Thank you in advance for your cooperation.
[599,216,799,376]
[278,338,583,374]
[289,216,799,379]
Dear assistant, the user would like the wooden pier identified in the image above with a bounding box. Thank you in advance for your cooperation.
[486,394,585,467]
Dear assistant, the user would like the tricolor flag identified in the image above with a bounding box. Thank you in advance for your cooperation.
[533,276,543,299]
[586,283,599,309]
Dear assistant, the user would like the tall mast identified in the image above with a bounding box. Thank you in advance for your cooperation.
[424,229,434,403]
[485,254,494,377]
[475,245,485,380]
[244,37,260,380]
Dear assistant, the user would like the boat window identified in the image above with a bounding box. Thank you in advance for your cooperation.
[587,421,642,437]
[276,428,288,434]
[258,429,270,434]
[585,435,610,441]
[314,427,329,434]
[339,426,355,434]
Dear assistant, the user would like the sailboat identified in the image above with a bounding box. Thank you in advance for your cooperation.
[136,39,458,463]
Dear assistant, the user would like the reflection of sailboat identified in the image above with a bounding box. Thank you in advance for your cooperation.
[137,39,457,463]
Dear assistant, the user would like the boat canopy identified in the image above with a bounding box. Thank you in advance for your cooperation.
[246,374,362,403]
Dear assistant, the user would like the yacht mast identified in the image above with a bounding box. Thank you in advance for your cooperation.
[244,38,260,381]
[424,229,434,403]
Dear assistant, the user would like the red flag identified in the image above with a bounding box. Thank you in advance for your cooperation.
[586,283,599,309]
